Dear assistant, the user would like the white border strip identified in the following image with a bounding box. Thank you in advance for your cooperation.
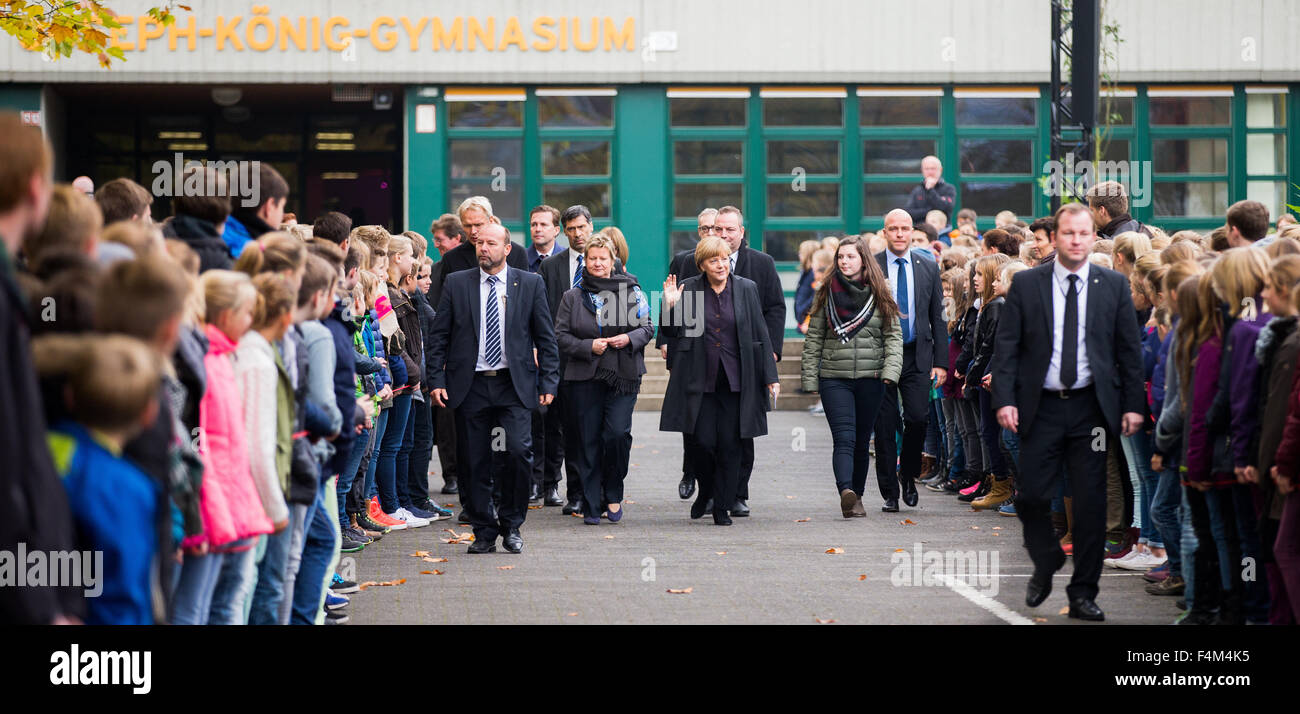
[536,88,617,97]
[760,88,847,98]
[445,91,526,102]
[857,87,944,97]
[1148,87,1233,97]
[1245,85,1289,94]
[667,88,751,98]
[954,88,1040,98]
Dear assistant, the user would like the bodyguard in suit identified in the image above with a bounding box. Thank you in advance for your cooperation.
[668,206,785,516]
[429,223,560,554]
[430,196,528,308]
[993,203,1145,621]
[525,204,566,505]
[873,209,948,512]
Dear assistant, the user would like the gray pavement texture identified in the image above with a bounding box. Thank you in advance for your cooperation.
[347,411,1181,625]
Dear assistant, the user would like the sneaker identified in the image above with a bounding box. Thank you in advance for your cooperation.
[419,499,454,518]
[1116,551,1167,571]
[368,498,407,530]
[340,531,367,553]
[390,507,431,529]
[345,525,373,544]
[808,401,824,415]
[325,610,349,625]
[997,501,1017,516]
[1102,540,1130,561]
[1104,547,1140,568]
[1145,575,1184,596]
[356,511,391,536]
[331,573,360,594]
[325,590,349,610]
[404,504,445,522]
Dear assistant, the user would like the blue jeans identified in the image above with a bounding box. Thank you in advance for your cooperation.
[1180,487,1199,610]
[208,537,258,625]
[1001,427,1020,471]
[1121,430,1162,547]
[1151,466,1183,578]
[977,390,1007,477]
[820,377,886,495]
[291,480,339,625]
[338,424,371,527]
[171,551,224,624]
[376,393,412,514]
[405,397,434,507]
[365,406,390,501]
[925,397,944,458]
[278,502,310,625]
[396,396,421,508]
[248,525,293,625]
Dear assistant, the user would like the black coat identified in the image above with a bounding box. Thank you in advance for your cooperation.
[664,243,786,360]
[429,239,528,307]
[427,266,560,409]
[539,248,624,370]
[658,275,779,439]
[166,214,233,273]
[414,288,438,394]
[991,262,1145,437]
[903,180,957,225]
[875,249,948,372]
[554,287,654,382]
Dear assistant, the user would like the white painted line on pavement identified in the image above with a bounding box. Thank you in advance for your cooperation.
[934,574,1036,625]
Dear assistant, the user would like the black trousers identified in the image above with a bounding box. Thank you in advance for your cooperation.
[566,379,636,516]
[455,371,534,542]
[529,405,554,491]
[692,374,743,517]
[551,382,582,501]
[434,403,458,491]
[873,343,928,500]
[1015,388,1108,602]
[405,397,434,505]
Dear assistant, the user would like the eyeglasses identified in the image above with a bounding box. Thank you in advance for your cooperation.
[698,225,718,233]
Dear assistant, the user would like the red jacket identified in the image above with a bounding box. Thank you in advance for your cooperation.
[1273,351,1300,482]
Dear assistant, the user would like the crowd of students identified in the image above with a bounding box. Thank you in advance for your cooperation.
[793,181,1300,623]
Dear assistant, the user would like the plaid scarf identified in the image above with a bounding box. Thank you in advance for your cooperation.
[827,271,876,344]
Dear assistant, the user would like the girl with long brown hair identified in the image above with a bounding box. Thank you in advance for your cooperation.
[800,236,903,518]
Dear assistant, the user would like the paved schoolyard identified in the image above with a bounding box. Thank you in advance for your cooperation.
[346,411,1179,625]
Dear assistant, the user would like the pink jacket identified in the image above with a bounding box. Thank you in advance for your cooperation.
[187,324,273,549]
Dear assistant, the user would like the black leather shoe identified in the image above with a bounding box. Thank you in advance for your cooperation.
[881,499,899,513]
[457,511,470,525]
[901,480,918,508]
[730,499,750,517]
[678,475,696,500]
[528,483,542,502]
[1067,597,1105,621]
[502,531,523,554]
[713,511,733,526]
[1026,551,1067,607]
[561,499,582,515]
[467,538,496,554]
[440,479,458,495]
[543,486,563,507]
[690,497,709,520]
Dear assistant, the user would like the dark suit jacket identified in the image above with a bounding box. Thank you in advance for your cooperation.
[991,262,1145,437]
[663,243,786,360]
[657,275,779,439]
[875,248,948,372]
[430,239,528,307]
[554,287,655,382]
[427,266,560,410]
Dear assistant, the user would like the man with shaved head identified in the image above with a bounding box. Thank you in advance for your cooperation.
[903,156,956,225]
[874,208,949,512]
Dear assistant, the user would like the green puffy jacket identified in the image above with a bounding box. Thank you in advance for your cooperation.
[800,301,903,391]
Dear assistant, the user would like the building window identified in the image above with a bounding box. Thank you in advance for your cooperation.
[761,87,845,261]
[1148,86,1232,220]
[537,88,616,220]
[954,87,1040,221]
[668,88,749,254]
[1243,86,1289,220]
[445,88,526,221]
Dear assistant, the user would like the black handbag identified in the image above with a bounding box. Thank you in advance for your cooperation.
[287,436,318,506]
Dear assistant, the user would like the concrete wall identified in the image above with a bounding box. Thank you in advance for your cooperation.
[2,0,1296,84]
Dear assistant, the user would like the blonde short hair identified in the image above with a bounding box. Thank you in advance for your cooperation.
[694,236,731,271]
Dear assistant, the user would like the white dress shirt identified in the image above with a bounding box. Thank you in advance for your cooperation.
[477,266,509,371]
[1043,259,1092,390]
[885,249,916,341]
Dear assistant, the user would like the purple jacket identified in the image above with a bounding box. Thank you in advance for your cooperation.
[1184,336,1228,486]
[1225,298,1272,467]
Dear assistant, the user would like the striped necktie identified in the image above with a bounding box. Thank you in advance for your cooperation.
[484,275,502,367]
[573,254,584,289]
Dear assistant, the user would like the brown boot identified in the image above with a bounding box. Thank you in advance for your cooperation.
[972,477,1013,510]
[840,489,858,519]
[917,453,936,483]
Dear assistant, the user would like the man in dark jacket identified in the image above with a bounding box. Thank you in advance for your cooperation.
[667,206,785,516]
[163,165,234,272]
[0,112,83,624]
[223,163,289,258]
[1087,180,1152,240]
[903,156,957,225]
[429,197,527,307]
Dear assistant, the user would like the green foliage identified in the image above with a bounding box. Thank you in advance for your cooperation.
[0,1,189,67]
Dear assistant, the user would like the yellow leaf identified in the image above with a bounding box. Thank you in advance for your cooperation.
[410,550,431,558]
[603,535,615,539]
[825,547,844,554]
[857,574,867,581]
[900,519,916,525]
[420,570,444,575]
[1033,617,1047,623]
[1058,606,1069,615]
[497,565,515,570]
[666,587,693,594]
[715,551,727,556]
[894,548,905,553]
[795,518,811,523]
[970,526,980,530]
[567,612,579,617]
[422,557,447,563]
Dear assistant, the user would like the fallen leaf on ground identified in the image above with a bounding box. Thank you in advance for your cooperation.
[497,565,515,570]
[970,526,980,530]
[858,574,868,581]
[567,612,579,617]
[1058,606,1069,615]
[825,547,845,554]
[900,519,916,525]
[625,500,636,504]
[666,587,693,594]
[409,550,431,557]
[570,512,582,518]
[992,526,1002,530]
[420,570,444,575]
[422,557,448,563]
[603,535,615,540]
[786,495,797,499]
[528,505,542,510]
[795,518,811,523]
[992,532,1000,536]
[716,551,727,555]
[358,578,407,590]
[1033,617,1047,623]
[815,618,836,624]
[894,548,905,553]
